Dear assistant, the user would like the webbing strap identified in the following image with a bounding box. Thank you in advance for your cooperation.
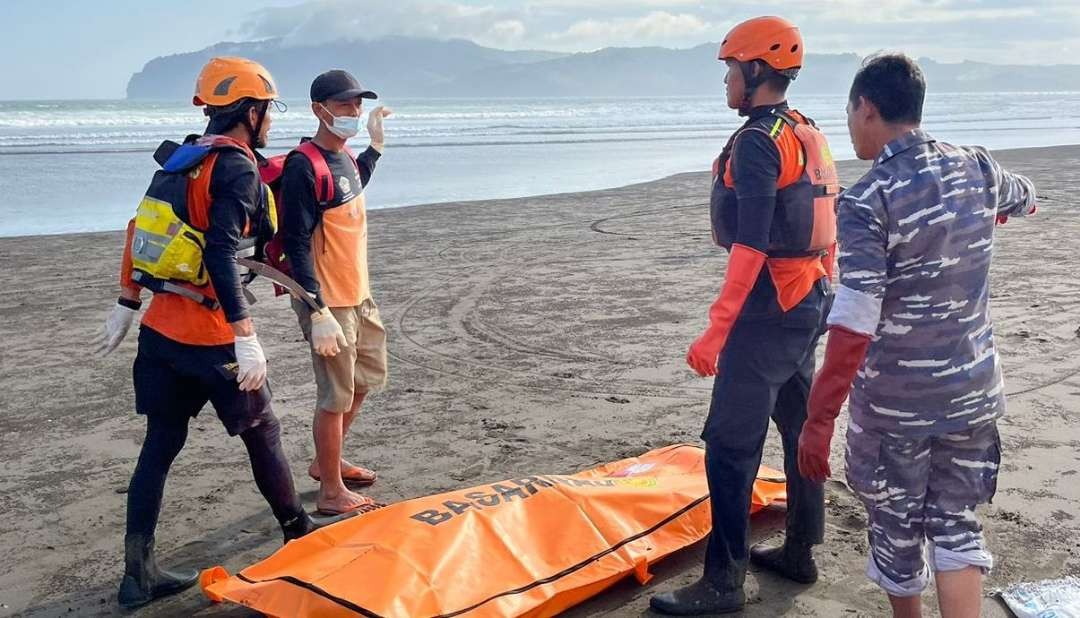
[132,270,220,311]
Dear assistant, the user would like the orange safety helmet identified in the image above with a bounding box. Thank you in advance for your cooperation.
[193,57,278,107]
[718,16,803,73]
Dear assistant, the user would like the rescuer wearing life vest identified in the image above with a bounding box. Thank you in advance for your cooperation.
[650,17,838,614]
[93,57,322,610]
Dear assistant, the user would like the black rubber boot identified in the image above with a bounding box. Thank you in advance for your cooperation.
[281,509,342,544]
[749,539,818,584]
[116,534,199,610]
[649,576,745,615]
[281,510,318,543]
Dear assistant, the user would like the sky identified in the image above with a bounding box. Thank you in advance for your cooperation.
[1,0,1078,100]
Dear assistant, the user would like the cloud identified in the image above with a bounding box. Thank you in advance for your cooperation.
[525,0,703,10]
[242,0,530,48]
[791,0,1080,63]
[242,0,717,52]
[238,0,1080,63]
[545,11,714,49]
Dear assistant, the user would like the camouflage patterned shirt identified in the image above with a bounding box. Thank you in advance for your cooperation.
[828,129,1037,436]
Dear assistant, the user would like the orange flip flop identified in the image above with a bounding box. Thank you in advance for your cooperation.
[314,497,385,517]
[310,465,377,488]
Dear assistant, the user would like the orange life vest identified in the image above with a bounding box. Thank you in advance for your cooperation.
[122,135,270,345]
[710,110,839,310]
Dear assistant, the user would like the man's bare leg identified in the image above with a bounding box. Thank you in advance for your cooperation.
[310,392,371,479]
[935,567,981,618]
[340,391,366,469]
[313,408,369,513]
[888,594,922,618]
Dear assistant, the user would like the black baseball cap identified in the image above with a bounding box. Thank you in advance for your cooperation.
[310,69,378,102]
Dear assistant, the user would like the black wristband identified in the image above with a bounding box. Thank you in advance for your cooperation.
[117,297,142,311]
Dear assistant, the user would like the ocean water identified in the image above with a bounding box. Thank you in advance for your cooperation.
[2,93,1079,237]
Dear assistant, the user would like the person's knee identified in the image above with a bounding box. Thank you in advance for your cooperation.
[924,503,991,574]
[863,511,931,596]
[143,415,189,461]
[320,394,353,415]
[702,430,763,463]
[866,549,931,597]
[241,413,282,448]
[316,407,347,424]
[702,403,771,455]
[932,542,993,574]
[349,390,367,414]
[772,389,810,431]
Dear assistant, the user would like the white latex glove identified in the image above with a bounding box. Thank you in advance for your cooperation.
[93,302,138,357]
[367,106,393,149]
[234,334,268,391]
[310,307,348,357]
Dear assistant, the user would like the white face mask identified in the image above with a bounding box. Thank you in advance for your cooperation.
[320,104,360,139]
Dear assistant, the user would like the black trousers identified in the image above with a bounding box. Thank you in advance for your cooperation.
[700,281,830,589]
[126,327,303,538]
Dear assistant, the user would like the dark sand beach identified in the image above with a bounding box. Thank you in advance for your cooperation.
[1,146,1078,617]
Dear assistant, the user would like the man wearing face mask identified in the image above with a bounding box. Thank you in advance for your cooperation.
[281,69,392,516]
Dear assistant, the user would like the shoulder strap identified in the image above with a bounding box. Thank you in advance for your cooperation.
[199,136,257,167]
[736,111,804,189]
[295,140,335,205]
[789,109,818,128]
[765,114,790,140]
[153,140,182,167]
[162,143,214,174]
[258,153,289,187]
[733,110,794,145]
[774,109,821,131]
[755,108,806,141]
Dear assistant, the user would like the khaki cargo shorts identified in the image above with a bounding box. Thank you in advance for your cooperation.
[292,298,388,413]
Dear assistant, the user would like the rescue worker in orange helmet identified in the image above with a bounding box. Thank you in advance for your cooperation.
[94,57,325,609]
[650,17,839,615]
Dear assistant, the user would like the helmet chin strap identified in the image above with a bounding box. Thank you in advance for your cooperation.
[737,61,764,116]
[243,101,269,149]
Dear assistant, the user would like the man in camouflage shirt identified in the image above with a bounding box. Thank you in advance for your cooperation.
[797,54,1037,618]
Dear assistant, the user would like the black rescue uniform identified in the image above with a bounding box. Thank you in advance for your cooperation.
[122,136,305,540]
[701,102,831,590]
